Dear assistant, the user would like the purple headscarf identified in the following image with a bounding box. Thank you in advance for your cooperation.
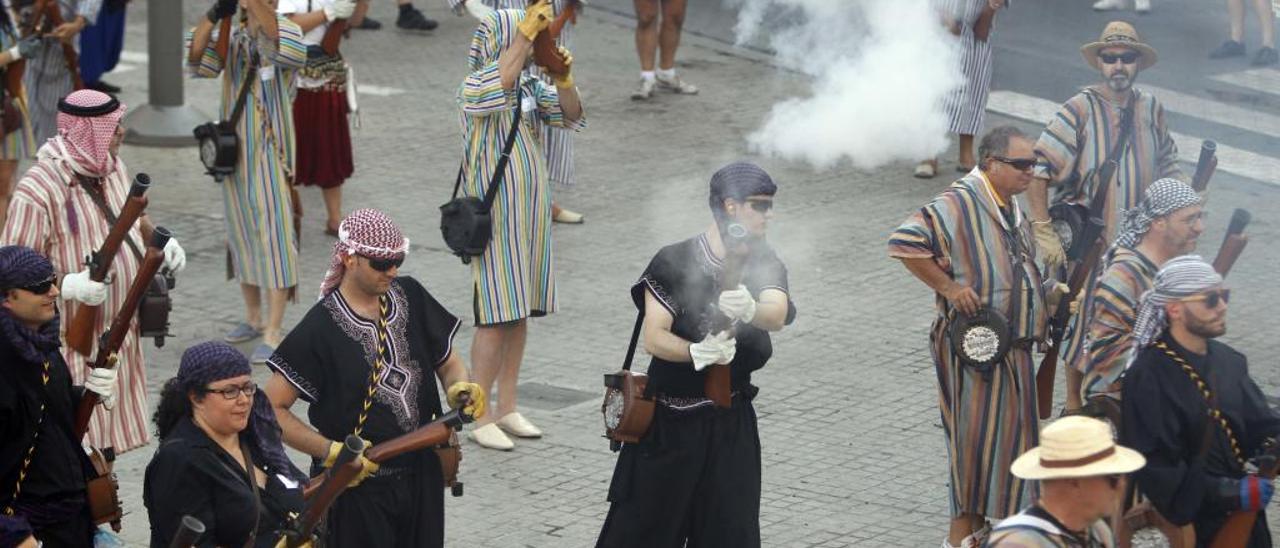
[0,246,61,364]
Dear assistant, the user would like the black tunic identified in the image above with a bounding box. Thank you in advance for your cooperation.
[143,417,302,548]
[265,277,461,548]
[1120,335,1280,547]
[0,337,93,546]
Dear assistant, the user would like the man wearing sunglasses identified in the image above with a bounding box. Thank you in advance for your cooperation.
[264,209,486,548]
[0,246,117,547]
[1,89,187,455]
[1059,178,1203,414]
[891,126,1058,548]
[1028,21,1182,271]
[1121,255,1280,546]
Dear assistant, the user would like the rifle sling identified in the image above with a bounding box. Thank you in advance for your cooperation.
[79,176,146,264]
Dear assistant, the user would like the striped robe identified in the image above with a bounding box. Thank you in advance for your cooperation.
[1077,246,1157,401]
[1032,87,1183,239]
[0,7,35,161]
[1,147,150,452]
[987,508,1115,547]
[446,0,578,186]
[889,172,1047,519]
[24,0,103,145]
[458,9,585,325]
[938,0,996,136]
[188,18,306,291]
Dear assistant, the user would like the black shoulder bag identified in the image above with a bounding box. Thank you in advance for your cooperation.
[439,87,524,264]
[194,48,261,182]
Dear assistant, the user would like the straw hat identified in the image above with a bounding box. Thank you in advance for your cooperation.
[1080,21,1158,71]
[1011,416,1146,480]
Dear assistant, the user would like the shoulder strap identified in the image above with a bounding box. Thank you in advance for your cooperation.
[228,47,261,127]
[1156,341,1246,468]
[228,438,261,548]
[456,86,524,208]
[1091,90,1138,192]
[621,309,644,372]
[2,361,51,516]
[80,177,145,263]
[352,294,390,436]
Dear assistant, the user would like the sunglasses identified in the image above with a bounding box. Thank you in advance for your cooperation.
[360,254,404,272]
[1180,289,1231,309]
[744,198,774,213]
[12,275,56,295]
[202,382,257,400]
[1099,52,1140,65]
[993,156,1037,172]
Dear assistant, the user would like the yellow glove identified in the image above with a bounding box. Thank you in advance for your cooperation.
[1033,221,1066,270]
[1044,282,1070,311]
[516,0,555,41]
[348,454,379,487]
[322,438,370,467]
[549,46,573,88]
[447,381,487,419]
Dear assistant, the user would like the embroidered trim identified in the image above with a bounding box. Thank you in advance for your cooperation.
[265,355,319,403]
[635,277,677,317]
[324,281,422,432]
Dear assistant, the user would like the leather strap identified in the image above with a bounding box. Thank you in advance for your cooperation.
[450,86,525,213]
[622,310,643,372]
[228,47,261,128]
[80,176,145,263]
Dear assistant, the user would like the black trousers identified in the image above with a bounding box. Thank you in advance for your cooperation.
[596,396,762,548]
[326,457,445,548]
[31,506,93,548]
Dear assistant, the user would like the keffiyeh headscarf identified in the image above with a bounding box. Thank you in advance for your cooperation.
[177,342,306,482]
[0,246,61,364]
[49,90,126,177]
[1126,255,1222,368]
[468,9,525,71]
[1116,178,1202,248]
[318,209,409,299]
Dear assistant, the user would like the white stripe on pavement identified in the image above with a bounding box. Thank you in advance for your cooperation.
[357,85,406,97]
[1211,68,1280,98]
[1141,83,1280,138]
[987,90,1280,187]
[104,63,138,75]
[119,50,148,64]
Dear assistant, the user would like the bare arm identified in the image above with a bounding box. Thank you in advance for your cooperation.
[498,33,533,90]
[1028,177,1052,221]
[555,80,582,123]
[245,0,280,41]
[286,11,328,33]
[749,289,788,332]
[188,16,216,63]
[900,257,979,316]
[264,373,332,459]
[434,351,470,389]
[641,291,694,363]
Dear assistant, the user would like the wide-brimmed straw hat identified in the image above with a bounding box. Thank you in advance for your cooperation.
[1011,416,1146,480]
[1081,21,1158,71]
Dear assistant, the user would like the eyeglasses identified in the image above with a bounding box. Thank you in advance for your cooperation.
[202,382,257,400]
[12,276,56,295]
[744,198,774,213]
[1099,52,1140,65]
[1181,289,1231,309]
[993,156,1037,172]
[360,254,404,272]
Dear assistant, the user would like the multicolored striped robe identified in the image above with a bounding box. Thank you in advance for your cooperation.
[457,9,585,325]
[1,146,150,452]
[24,0,102,145]
[889,172,1047,519]
[987,508,1115,547]
[1072,246,1157,401]
[188,17,306,291]
[0,9,34,161]
[1032,86,1182,240]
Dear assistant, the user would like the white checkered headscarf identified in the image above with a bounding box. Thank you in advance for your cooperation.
[1125,255,1222,369]
[318,209,410,300]
[1116,178,1202,248]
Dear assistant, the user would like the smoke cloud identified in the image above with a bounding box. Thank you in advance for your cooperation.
[731,0,964,171]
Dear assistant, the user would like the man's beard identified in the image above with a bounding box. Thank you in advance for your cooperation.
[1106,73,1132,93]
[1186,314,1226,339]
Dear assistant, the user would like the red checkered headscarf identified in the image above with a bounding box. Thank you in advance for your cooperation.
[54,90,126,177]
[318,209,410,300]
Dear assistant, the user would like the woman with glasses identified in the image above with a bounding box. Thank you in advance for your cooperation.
[144,341,306,547]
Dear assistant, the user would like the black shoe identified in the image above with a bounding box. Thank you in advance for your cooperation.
[88,80,121,93]
[1209,40,1246,59]
[396,7,438,31]
[1252,46,1278,67]
[353,16,382,30]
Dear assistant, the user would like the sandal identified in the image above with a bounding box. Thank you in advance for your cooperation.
[913,160,938,179]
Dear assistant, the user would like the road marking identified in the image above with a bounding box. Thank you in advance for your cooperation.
[105,63,139,75]
[357,85,406,97]
[120,50,149,64]
[1141,83,1280,138]
[1211,68,1280,98]
[987,90,1280,187]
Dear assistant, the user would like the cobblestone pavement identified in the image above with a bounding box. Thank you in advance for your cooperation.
[86,1,1280,546]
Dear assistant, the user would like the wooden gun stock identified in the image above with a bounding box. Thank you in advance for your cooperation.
[1192,140,1218,193]
[320,19,347,56]
[27,0,82,90]
[531,0,581,77]
[1211,442,1279,548]
[704,227,748,409]
[65,174,151,356]
[1212,209,1250,277]
[284,436,365,547]
[74,227,172,440]
[168,515,206,548]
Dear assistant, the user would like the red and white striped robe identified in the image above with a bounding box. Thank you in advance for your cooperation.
[1,143,150,452]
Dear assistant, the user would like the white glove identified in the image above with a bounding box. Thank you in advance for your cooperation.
[163,238,187,273]
[718,285,757,324]
[84,367,118,410]
[688,332,737,372]
[324,0,356,21]
[61,270,107,306]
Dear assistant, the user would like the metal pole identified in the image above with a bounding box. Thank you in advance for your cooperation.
[123,0,209,146]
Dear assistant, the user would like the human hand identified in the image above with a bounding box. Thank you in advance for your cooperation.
[447,381,486,419]
[943,282,981,317]
[988,0,1007,9]
[1219,475,1274,512]
[1033,221,1066,270]
[516,0,554,41]
[689,332,736,372]
[49,16,86,40]
[9,35,41,61]
[85,367,118,410]
[324,0,356,22]
[1044,282,1070,311]
[208,0,239,22]
[163,238,187,273]
[61,270,108,306]
[718,284,757,324]
[348,454,379,487]
[549,46,573,87]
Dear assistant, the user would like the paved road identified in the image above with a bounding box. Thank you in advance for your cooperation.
[85,0,1280,545]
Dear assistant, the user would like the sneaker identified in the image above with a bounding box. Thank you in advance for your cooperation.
[630,78,655,101]
[469,423,515,450]
[396,7,438,31]
[552,207,584,224]
[496,412,543,438]
[353,16,382,30]
[224,322,263,344]
[1091,0,1126,10]
[1252,46,1278,66]
[655,73,699,95]
[1210,40,1246,59]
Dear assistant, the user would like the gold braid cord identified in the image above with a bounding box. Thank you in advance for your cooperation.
[4,361,51,516]
[353,296,390,437]
[1157,341,1245,467]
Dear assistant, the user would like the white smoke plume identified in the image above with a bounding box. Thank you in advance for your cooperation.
[731,0,964,171]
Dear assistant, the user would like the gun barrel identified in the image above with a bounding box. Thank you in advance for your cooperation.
[1226,208,1251,236]
[168,515,206,548]
[129,173,152,197]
